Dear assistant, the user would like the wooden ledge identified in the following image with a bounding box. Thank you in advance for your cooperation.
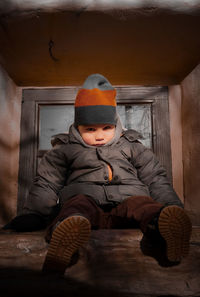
[1,0,200,15]
[0,228,200,297]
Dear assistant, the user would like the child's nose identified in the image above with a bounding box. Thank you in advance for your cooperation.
[95,131,104,140]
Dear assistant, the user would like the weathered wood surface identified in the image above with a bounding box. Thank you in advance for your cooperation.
[1,0,200,15]
[0,228,200,297]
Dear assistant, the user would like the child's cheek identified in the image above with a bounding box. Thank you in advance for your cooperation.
[82,133,94,145]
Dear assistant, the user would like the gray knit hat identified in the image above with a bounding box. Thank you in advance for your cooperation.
[74,74,117,126]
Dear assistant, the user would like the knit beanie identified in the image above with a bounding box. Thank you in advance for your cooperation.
[74,74,117,126]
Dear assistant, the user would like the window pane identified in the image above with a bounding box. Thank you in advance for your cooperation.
[117,105,152,148]
[39,104,152,150]
[39,105,74,150]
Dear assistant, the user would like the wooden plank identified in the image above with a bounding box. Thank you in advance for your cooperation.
[152,89,172,181]
[0,229,199,297]
[17,97,36,213]
[1,0,200,16]
[23,86,168,102]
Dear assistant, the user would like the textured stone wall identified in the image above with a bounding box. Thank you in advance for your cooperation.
[0,65,21,226]
[181,63,200,225]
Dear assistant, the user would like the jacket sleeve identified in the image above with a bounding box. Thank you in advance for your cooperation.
[22,146,69,216]
[132,142,183,207]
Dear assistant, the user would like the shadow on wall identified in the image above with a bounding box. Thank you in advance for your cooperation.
[0,170,18,225]
[0,138,20,224]
[0,133,36,225]
[0,65,22,225]
[0,124,42,225]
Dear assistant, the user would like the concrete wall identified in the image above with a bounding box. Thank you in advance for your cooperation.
[0,65,22,226]
[181,63,200,225]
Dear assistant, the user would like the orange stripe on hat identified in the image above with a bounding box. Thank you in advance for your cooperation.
[75,88,116,107]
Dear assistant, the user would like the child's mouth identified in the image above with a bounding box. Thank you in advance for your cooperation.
[93,144,105,146]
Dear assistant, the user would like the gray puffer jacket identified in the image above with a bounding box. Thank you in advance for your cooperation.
[23,120,183,216]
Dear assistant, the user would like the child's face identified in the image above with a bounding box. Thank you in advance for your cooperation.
[78,124,116,146]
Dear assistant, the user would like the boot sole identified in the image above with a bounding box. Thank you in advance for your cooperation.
[158,206,192,262]
[42,215,91,274]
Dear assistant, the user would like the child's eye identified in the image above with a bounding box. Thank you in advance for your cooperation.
[103,126,112,130]
[86,127,95,132]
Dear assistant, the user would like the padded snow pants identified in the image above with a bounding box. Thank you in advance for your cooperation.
[46,195,163,241]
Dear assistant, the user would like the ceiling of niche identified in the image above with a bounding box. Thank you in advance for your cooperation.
[0,1,200,86]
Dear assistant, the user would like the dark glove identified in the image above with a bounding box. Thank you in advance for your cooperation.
[2,213,47,232]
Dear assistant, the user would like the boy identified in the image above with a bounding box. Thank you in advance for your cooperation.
[4,74,192,274]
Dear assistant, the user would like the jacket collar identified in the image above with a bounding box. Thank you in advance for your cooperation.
[122,129,143,142]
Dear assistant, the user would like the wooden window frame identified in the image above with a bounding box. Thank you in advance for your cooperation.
[18,86,171,213]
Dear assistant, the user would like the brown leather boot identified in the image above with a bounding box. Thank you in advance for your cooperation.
[42,215,91,274]
[158,206,192,262]
[141,205,192,266]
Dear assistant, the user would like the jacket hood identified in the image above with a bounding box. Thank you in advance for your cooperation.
[69,115,124,148]
[51,117,143,148]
